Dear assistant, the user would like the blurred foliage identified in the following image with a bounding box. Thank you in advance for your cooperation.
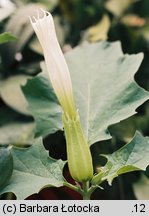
[0,32,16,44]
[0,0,149,200]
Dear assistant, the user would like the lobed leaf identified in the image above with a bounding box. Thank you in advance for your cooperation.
[66,42,149,145]
[0,138,65,199]
[22,74,63,137]
[23,41,149,145]
[0,148,13,189]
[101,132,149,185]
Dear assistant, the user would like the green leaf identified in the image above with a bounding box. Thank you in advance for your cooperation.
[0,32,16,44]
[0,75,30,115]
[0,138,65,199]
[66,42,149,145]
[101,132,149,185]
[109,115,149,143]
[0,122,35,145]
[0,147,13,189]
[22,74,63,137]
[23,42,149,144]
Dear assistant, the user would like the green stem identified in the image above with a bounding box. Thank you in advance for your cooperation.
[82,181,90,200]
[64,180,98,200]
[88,185,97,196]
[63,181,82,194]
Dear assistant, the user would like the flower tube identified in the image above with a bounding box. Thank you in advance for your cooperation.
[30,10,93,182]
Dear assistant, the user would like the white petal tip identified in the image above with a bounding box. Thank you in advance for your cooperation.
[29,9,52,24]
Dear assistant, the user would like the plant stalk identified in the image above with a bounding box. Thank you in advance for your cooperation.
[82,181,90,200]
[63,181,82,194]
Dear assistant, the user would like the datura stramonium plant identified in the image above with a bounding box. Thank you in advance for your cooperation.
[30,10,93,182]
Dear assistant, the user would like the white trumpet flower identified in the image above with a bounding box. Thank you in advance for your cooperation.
[30,10,76,117]
[30,10,93,182]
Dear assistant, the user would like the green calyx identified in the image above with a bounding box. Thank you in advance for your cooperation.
[62,111,93,183]
[91,167,108,186]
